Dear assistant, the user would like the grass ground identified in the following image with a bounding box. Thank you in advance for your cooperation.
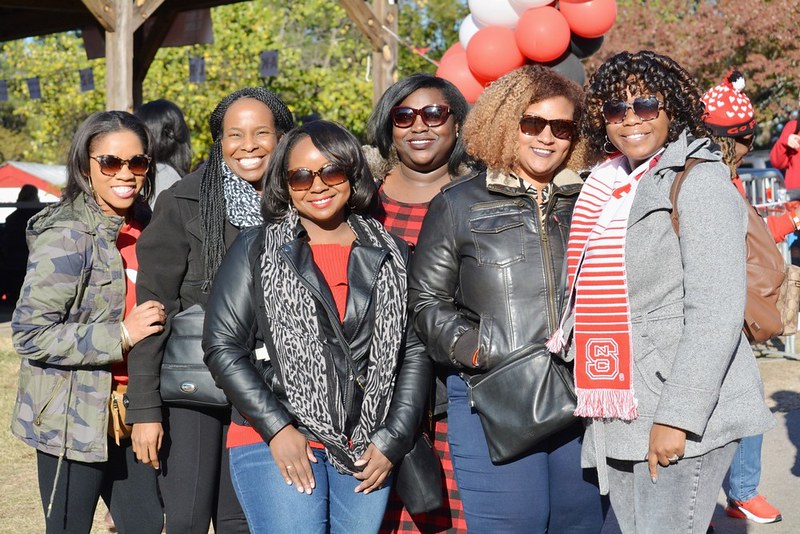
[0,335,109,533]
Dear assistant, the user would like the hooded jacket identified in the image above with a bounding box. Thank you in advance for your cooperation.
[11,193,127,463]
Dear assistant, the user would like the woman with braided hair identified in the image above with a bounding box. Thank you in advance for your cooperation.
[126,87,294,533]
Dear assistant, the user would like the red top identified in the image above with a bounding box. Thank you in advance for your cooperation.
[227,242,351,449]
[111,220,143,386]
[375,187,430,246]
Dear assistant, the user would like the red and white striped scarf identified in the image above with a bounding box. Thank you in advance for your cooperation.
[548,153,661,420]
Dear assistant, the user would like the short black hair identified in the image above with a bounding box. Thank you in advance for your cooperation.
[135,99,193,176]
[64,110,156,204]
[365,74,471,176]
[263,120,377,222]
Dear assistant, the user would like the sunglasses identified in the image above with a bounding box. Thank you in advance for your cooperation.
[390,105,451,128]
[91,154,151,177]
[518,115,577,141]
[602,96,663,124]
[288,163,348,192]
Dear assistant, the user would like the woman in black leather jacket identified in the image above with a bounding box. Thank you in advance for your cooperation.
[203,120,431,533]
[408,65,607,532]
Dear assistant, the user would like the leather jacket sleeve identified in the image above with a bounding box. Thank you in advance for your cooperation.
[408,191,479,370]
[203,230,293,442]
[369,317,432,465]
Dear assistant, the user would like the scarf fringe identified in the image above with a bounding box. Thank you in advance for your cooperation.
[574,387,639,421]
[546,328,565,353]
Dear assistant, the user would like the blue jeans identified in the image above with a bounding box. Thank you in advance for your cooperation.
[446,374,608,533]
[726,434,762,502]
[229,441,391,533]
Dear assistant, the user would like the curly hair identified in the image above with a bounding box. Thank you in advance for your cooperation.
[583,50,708,159]
[462,64,588,174]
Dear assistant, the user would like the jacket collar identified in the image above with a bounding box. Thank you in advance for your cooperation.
[627,130,721,227]
[485,167,583,198]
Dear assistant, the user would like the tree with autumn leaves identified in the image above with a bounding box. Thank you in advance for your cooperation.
[595,0,800,145]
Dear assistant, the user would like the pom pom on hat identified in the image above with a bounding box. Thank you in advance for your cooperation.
[701,70,756,137]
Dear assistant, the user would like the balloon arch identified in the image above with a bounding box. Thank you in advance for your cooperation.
[437,0,616,103]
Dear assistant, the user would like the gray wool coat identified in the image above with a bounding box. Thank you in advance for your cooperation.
[577,131,776,493]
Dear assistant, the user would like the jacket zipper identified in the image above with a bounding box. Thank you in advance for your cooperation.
[539,197,560,334]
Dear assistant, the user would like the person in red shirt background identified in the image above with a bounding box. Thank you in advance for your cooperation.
[770,111,800,194]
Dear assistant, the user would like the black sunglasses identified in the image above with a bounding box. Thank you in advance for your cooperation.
[518,115,576,141]
[602,96,663,124]
[90,154,151,177]
[288,163,348,192]
[390,105,451,128]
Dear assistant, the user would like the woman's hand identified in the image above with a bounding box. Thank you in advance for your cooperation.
[787,133,800,150]
[131,422,163,469]
[354,443,393,494]
[647,423,687,483]
[269,425,317,494]
[123,300,166,346]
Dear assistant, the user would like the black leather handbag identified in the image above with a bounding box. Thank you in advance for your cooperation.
[394,431,444,515]
[161,304,229,408]
[465,344,577,464]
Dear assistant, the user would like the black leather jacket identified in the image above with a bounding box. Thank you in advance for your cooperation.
[409,169,582,372]
[203,223,431,466]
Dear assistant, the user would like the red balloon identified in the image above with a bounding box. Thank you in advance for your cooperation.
[440,42,465,64]
[515,6,570,63]
[466,26,526,83]
[436,50,485,104]
[558,0,617,38]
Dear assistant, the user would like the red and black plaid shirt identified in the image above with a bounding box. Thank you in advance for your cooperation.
[375,188,467,534]
[375,188,429,248]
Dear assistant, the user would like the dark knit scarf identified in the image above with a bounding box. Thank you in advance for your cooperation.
[221,161,263,228]
[260,209,407,473]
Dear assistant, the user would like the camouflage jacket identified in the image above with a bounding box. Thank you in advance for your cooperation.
[11,193,126,463]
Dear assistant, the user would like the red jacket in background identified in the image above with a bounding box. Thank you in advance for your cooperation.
[771,119,800,190]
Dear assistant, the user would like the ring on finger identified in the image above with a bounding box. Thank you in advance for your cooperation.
[667,455,680,463]
[286,465,294,470]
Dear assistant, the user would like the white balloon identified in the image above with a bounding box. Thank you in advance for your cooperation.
[468,0,520,29]
[509,0,553,12]
[458,14,483,50]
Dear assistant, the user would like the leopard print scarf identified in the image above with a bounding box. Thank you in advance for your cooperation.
[260,210,407,474]
[221,161,263,228]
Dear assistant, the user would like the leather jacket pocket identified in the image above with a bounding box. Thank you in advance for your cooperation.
[469,203,525,267]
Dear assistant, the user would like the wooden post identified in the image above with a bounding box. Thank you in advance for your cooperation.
[372,0,397,105]
[338,0,398,106]
[81,0,164,111]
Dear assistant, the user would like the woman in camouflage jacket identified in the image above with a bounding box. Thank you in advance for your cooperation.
[11,111,167,533]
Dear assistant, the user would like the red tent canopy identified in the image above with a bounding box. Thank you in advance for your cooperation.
[0,161,65,197]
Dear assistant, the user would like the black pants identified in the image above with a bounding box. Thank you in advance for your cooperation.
[158,404,248,534]
[37,440,163,534]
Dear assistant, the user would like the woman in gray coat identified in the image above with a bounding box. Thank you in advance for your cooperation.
[548,50,775,533]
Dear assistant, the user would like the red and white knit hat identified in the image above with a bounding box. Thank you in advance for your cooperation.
[701,70,756,137]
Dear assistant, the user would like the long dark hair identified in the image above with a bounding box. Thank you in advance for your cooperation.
[199,87,294,290]
[366,74,471,176]
[135,99,192,175]
[263,120,377,222]
[64,110,156,205]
